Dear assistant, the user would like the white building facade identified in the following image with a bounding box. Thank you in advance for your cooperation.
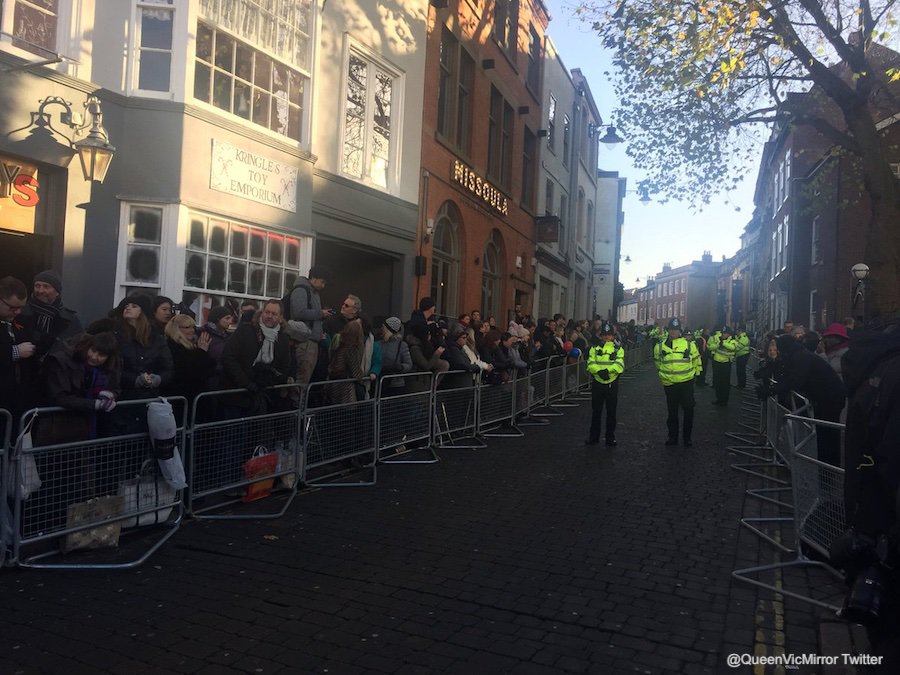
[0,0,426,321]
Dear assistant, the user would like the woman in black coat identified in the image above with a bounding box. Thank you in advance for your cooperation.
[111,294,174,401]
[39,331,121,442]
[163,314,216,403]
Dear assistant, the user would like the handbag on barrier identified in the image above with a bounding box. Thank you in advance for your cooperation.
[276,438,299,490]
[118,460,176,528]
[15,414,42,500]
[242,445,278,502]
[62,495,125,553]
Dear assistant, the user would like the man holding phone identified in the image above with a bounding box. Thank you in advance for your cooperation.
[287,265,332,386]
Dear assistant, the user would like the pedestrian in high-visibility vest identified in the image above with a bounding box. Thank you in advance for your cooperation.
[654,318,701,446]
[708,325,738,405]
[734,327,751,389]
[585,322,625,446]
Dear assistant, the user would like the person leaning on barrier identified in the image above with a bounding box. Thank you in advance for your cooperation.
[498,331,527,380]
[111,294,173,404]
[753,336,787,404]
[769,334,845,467]
[39,331,121,442]
[405,320,448,392]
[162,313,216,403]
[654,318,701,447]
[221,299,292,413]
[440,325,483,388]
[0,276,36,432]
[585,322,624,447]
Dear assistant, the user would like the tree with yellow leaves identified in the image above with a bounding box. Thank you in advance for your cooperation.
[574,0,900,315]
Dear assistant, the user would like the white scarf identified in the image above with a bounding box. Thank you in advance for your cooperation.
[253,323,280,366]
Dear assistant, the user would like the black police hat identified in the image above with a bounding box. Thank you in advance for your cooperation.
[667,318,682,330]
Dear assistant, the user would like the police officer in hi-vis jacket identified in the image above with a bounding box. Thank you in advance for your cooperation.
[654,318,701,447]
[707,325,738,405]
[585,322,625,447]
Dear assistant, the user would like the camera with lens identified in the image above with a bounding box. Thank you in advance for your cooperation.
[830,527,896,625]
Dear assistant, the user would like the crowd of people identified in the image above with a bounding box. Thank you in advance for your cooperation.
[1,267,647,444]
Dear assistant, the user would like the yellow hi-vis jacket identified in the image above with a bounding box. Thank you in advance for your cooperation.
[735,332,750,357]
[587,341,625,384]
[708,334,738,363]
[654,337,701,386]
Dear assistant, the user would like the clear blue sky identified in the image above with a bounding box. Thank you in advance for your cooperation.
[544,0,761,288]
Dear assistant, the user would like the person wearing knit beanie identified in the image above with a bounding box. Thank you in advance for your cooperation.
[33,270,62,296]
[22,269,82,358]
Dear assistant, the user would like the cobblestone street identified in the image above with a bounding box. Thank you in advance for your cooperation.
[0,364,857,674]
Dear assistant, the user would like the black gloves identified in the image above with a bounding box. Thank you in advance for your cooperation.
[597,369,610,380]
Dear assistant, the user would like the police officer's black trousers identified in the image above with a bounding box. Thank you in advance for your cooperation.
[712,360,732,403]
[589,380,618,441]
[664,380,695,441]
[735,354,750,388]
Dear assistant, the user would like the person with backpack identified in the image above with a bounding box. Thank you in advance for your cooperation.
[283,265,332,386]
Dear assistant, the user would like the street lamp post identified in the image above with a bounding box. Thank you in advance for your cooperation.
[851,263,869,327]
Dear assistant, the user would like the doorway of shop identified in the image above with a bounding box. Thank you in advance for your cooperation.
[0,230,52,284]
[314,240,398,320]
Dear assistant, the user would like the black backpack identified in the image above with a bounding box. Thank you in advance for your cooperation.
[281,283,311,322]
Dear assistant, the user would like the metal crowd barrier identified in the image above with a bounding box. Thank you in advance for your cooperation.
[569,354,592,399]
[547,356,577,408]
[376,371,438,463]
[10,398,187,570]
[525,358,562,418]
[188,384,303,518]
[302,378,378,486]
[432,370,485,449]
[0,408,11,567]
[515,367,549,427]
[786,414,846,560]
[732,406,846,611]
[479,374,522,438]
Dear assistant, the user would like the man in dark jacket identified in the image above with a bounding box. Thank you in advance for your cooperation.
[1,276,36,434]
[221,299,292,412]
[19,270,82,359]
[772,333,845,466]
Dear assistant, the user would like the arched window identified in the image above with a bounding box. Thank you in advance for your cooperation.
[481,230,503,320]
[429,202,460,316]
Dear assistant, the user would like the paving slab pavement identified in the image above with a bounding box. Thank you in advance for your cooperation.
[0,364,873,674]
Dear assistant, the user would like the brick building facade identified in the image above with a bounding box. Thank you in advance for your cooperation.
[415,0,549,323]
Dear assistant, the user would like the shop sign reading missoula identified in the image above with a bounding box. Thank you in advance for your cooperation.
[452,160,508,216]
[210,140,298,213]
